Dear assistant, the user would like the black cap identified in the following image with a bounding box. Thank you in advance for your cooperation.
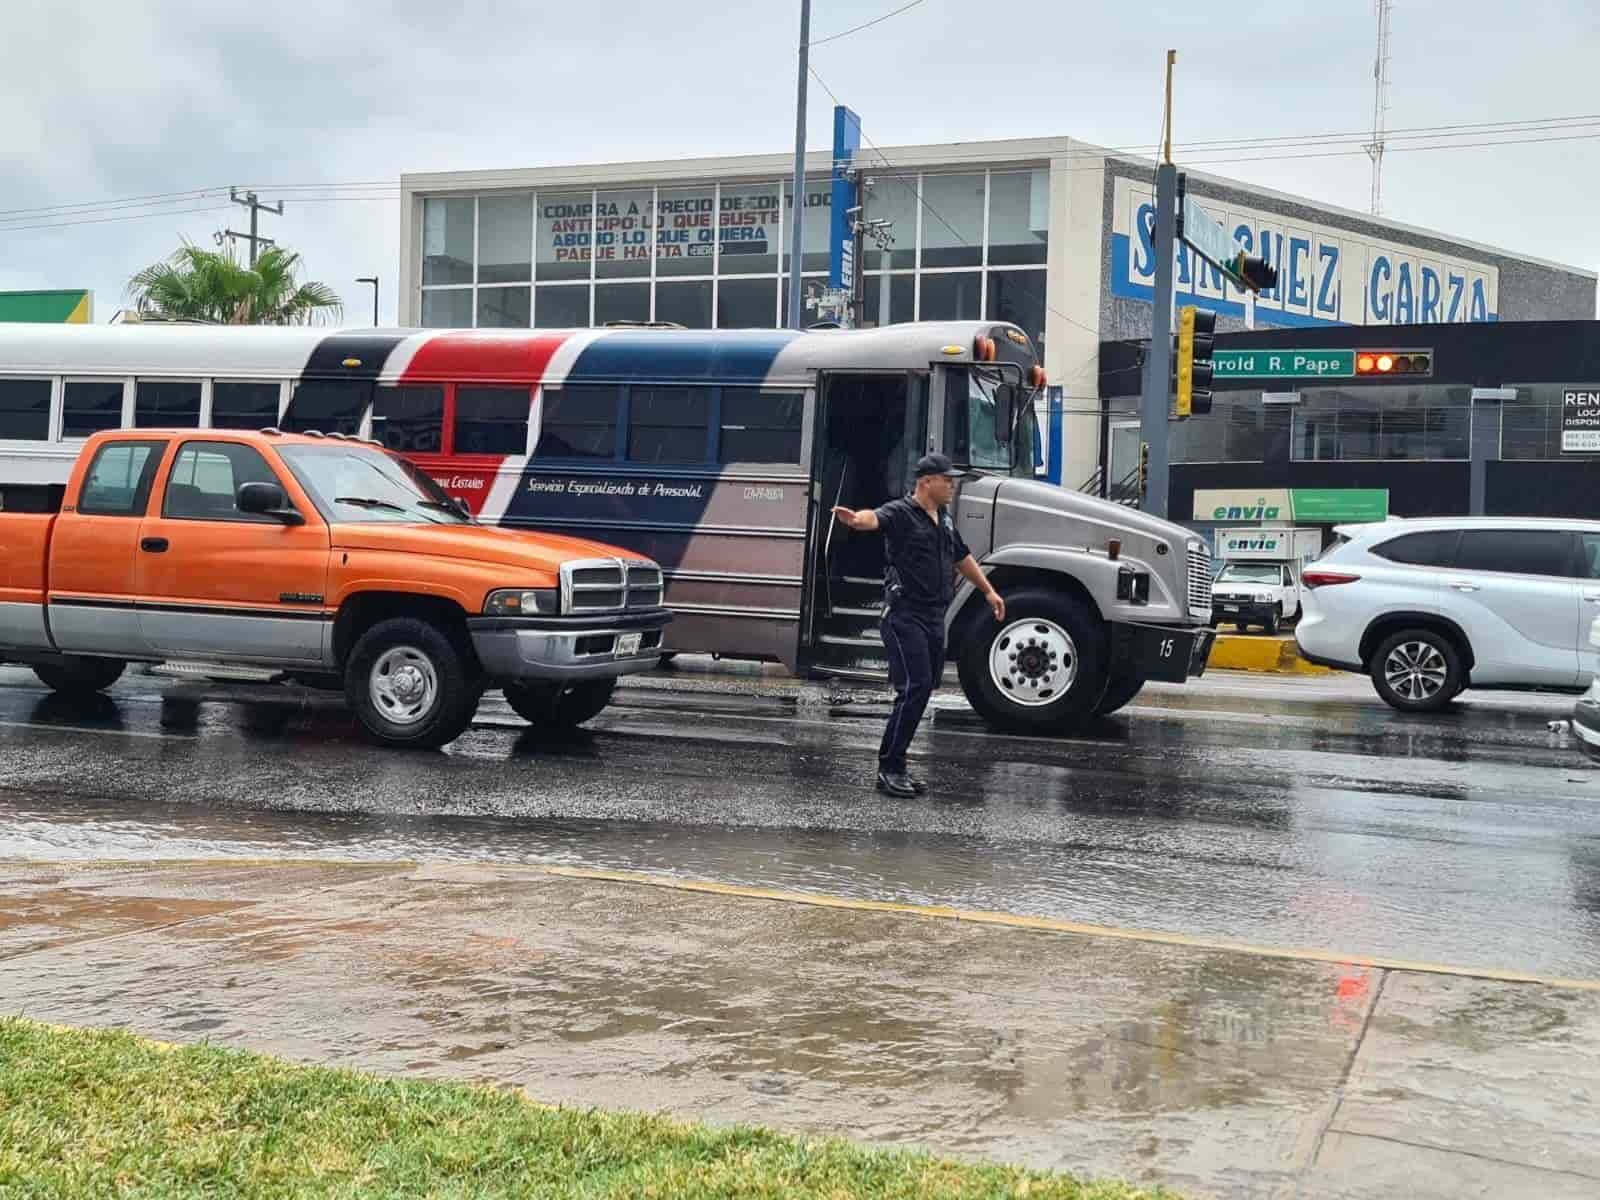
[914,452,965,478]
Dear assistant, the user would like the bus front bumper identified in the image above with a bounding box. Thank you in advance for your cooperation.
[467,610,672,682]
[1111,620,1216,684]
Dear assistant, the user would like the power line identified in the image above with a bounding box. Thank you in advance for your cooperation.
[0,205,234,234]
[809,0,929,47]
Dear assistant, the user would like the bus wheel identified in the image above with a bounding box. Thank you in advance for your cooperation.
[1094,665,1145,717]
[33,656,126,696]
[957,589,1107,735]
[504,679,616,729]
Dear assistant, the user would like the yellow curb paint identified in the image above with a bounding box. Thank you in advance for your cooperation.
[1209,634,1333,675]
[28,856,1600,993]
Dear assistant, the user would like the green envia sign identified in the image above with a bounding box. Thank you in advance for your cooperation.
[1288,488,1388,522]
[1213,349,1356,380]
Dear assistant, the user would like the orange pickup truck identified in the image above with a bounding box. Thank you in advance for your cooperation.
[0,429,671,748]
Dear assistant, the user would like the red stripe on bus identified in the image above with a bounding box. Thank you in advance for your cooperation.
[399,330,574,384]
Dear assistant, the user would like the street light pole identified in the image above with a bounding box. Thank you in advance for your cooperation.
[356,277,379,327]
[785,0,811,330]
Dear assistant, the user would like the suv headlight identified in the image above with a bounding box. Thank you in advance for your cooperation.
[485,588,559,616]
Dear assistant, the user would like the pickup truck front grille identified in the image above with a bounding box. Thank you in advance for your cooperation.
[1187,543,1213,616]
[561,558,666,613]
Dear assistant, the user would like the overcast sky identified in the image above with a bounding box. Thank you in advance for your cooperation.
[3,0,1596,324]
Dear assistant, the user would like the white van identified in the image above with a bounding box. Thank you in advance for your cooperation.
[1210,527,1322,635]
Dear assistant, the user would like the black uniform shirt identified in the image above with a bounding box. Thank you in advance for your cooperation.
[873,495,971,618]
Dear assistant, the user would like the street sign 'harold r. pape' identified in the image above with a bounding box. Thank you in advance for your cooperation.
[1562,389,1600,453]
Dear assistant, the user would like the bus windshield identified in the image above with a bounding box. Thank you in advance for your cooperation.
[278,443,469,525]
[966,373,1012,472]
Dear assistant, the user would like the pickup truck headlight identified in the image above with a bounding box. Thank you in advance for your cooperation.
[485,588,559,616]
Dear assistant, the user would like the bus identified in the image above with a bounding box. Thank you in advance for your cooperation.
[0,321,1215,730]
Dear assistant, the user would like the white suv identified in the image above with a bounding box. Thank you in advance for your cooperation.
[1296,517,1600,711]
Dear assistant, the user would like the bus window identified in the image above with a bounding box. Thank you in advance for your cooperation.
[62,381,125,439]
[454,386,530,456]
[536,385,617,459]
[627,386,710,465]
[284,379,369,436]
[211,381,282,430]
[372,385,444,453]
[720,389,802,464]
[0,379,51,441]
[134,381,201,429]
[944,368,1010,472]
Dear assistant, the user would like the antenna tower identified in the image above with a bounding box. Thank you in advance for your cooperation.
[1364,0,1393,214]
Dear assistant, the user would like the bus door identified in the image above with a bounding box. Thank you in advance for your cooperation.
[801,371,928,669]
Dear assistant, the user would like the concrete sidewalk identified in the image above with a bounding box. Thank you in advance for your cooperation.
[2,858,1596,1199]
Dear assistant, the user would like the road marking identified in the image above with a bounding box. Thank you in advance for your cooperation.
[32,855,1600,992]
[0,719,192,741]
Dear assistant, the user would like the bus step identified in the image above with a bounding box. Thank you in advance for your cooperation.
[819,633,884,649]
[841,575,884,587]
[809,664,891,684]
[828,605,881,618]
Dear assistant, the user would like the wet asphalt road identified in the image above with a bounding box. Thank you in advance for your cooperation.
[1,662,1598,980]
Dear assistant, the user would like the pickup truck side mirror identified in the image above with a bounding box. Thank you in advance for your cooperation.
[237,481,304,525]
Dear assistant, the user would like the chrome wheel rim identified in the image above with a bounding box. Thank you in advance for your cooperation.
[989,618,1077,707]
[1384,641,1448,702]
[369,645,439,726]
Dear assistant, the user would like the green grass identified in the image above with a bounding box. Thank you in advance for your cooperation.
[0,1017,1172,1199]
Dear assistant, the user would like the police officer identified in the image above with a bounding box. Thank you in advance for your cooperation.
[833,453,1005,797]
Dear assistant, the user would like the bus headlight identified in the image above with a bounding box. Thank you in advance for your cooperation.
[485,588,559,616]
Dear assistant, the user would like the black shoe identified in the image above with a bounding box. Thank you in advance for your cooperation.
[906,776,928,795]
[876,771,917,798]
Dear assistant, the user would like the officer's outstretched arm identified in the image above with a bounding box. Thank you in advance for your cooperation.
[831,506,879,531]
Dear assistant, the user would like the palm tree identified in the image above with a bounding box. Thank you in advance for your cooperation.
[128,242,342,325]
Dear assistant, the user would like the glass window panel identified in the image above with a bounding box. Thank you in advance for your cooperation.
[476,286,530,329]
[861,173,918,270]
[716,182,780,276]
[1373,530,1460,567]
[1579,533,1600,581]
[987,170,1049,265]
[1456,529,1574,578]
[284,380,370,435]
[985,270,1046,347]
[78,440,163,516]
[627,386,711,464]
[62,381,123,438]
[372,385,444,453]
[534,284,589,328]
[720,389,803,464]
[655,281,712,329]
[454,387,530,456]
[536,190,594,282]
[595,187,654,280]
[163,442,283,522]
[134,380,200,428]
[536,385,616,459]
[211,381,281,430]
[0,378,51,440]
[1500,402,1552,460]
[1224,399,1265,462]
[654,186,715,277]
[1171,406,1225,462]
[862,274,913,327]
[919,173,984,268]
[782,178,831,273]
[594,282,650,326]
[718,277,778,329]
[1429,407,1470,459]
[477,193,532,283]
[421,288,472,328]
[918,271,982,321]
[422,197,474,286]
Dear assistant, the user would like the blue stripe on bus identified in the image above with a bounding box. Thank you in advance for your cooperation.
[563,330,801,384]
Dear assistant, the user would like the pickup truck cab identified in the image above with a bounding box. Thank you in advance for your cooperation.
[1210,560,1299,634]
[0,428,671,748]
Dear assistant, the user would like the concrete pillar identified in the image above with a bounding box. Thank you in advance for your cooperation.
[1044,141,1105,492]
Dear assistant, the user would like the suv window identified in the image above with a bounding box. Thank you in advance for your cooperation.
[163,441,288,522]
[78,440,166,516]
[1454,529,1575,578]
[1579,533,1600,581]
[1371,530,1459,567]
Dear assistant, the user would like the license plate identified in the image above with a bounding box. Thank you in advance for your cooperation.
[615,632,643,657]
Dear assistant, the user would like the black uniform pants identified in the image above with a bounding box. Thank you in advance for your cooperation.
[878,608,944,775]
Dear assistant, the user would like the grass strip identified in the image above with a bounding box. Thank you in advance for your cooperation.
[0,1017,1173,1198]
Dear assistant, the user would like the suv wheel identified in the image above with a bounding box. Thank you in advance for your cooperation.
[345,618,480,748]
[1370,629,1464,713]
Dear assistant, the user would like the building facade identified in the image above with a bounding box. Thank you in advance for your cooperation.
[399,137,1595,492]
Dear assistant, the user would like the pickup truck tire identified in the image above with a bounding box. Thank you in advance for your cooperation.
[957,588,1107,735]
[32,656,126,696]
[1264,607,1282,636]
[344,618,479,749]
[503,679,616,729]
[1370,628,1464,714]
[1094,665,1146,717]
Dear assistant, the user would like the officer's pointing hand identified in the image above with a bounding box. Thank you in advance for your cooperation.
[831,506,859,529]
[988,592,1006,622]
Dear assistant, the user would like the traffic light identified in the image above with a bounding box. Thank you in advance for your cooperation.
[1355,349,1433,376]
[1230,252,1279,293]
[1172,305,1216,419]
[1138,441,1150,495]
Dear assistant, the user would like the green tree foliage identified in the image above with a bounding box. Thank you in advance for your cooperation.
[128,242,342,325]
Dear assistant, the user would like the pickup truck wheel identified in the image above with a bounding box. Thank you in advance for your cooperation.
[33,656,126,696]
[345,618,479,749]
[1265,607,1282,636]
[1370,628,1464,714]
[503,679,616,729]
[957,588,1107,734]
[1094,665,1146,717]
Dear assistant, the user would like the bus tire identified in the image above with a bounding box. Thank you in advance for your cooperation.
[503,679,615,729]
[32,656,126,696]
[958,589,1107,735]
[1094,665,1145,717]
[345,618,479,749]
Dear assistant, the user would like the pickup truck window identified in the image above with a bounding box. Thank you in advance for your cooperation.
[1218,564,1284,584]
[278,443,468,525]
[78,440,166,516]
[63,381,125,438]
[164,441,289,522]
[0,379,50,441]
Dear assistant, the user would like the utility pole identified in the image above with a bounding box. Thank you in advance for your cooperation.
[786,0,811,329]
[224,188,283,266]
[1138,51,1180,520]
[357,276,379,327]
[1364,0,1393,215]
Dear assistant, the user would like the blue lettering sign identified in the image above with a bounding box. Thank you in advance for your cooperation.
[1316,243,1341,318]
[1258,230,1282,301]
[1369,256,1392,321]
[1447,273,1465,322]
[1394,261,1415,323]
[1176,241,1193,287]
[1134,203,1156,278]
[1420,267,1441,323]
[1470,278,1489,321]
[1287,237,1311,308]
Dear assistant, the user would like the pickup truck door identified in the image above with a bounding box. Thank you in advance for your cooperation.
[46,438,170,656]
[134,439,331,663]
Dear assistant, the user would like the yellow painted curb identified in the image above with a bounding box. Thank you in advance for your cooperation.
[1209,634,1332,675]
